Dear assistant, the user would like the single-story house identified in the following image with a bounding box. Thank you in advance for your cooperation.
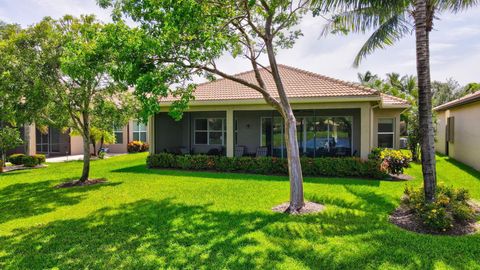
[10,119,149,157]
[147,65,409,159]
[434,91,480,171]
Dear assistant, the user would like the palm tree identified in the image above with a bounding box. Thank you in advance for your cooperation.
[314,0,478,202]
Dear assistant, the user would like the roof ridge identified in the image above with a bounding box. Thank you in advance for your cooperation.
[277,64,379,96]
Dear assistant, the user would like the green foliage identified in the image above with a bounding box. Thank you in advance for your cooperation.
[33,154,46,164]
[403,184,476,232]
[127,141,149,153]
[147,154,387,179]
[369,148,412,175]
[0,127,24,167]
[8,154,26,165]
[8,153,45,167]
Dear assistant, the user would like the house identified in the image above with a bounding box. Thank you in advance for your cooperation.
[147,65,409,159]
[434,91,480,171]
[10,119,149,157]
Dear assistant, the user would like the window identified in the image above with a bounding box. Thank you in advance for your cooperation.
[377,118,395,148]
[133,120,148,142]
[114,126,123,144]
[194,118,225,145]
[447,117,455,143]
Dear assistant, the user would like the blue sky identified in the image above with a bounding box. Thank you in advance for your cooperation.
[1,0,479,85]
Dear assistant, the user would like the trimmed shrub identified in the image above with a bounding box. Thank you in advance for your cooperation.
[33,154,46,164]
[127,141,149,153]
[369,148,412,175]
[147,154,387,179]
[22,156,38,167]
[403,185,476,232]
[8,154,26,165]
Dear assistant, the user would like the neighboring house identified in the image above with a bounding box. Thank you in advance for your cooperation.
[10,119,149,157]
[148,65,409,159]
[434,91,480,171]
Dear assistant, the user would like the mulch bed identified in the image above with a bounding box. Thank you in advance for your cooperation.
[55,178,107,188]
[387,174,413,181]
[390,203,480,236]
[2,164,47,173]
[272,201,325,215]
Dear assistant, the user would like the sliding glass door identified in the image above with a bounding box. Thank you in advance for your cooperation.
[261,114,353,158]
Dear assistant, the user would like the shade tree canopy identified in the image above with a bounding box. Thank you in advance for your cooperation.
[99,0,316,212]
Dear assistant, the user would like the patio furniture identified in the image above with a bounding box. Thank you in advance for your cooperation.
[235,145,246,157]
[256,147,268,157]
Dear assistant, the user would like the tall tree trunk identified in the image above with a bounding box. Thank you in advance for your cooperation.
[91,136,97,157]
[414,0,437,202]
[79,115,91,182]
[284,110,305,212]
[265,40,305,212]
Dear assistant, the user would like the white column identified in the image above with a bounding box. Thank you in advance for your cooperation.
[27,124,36,156]
[226,109,234,157]
[148,115,155,155]
[360,104,371,159]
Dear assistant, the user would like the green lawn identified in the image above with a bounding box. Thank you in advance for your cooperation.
[0,153,479,269]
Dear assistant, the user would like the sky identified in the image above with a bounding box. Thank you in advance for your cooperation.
[1,0,479,85]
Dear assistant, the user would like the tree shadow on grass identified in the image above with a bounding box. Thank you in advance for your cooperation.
[440,156,480,180]
[0,194,478,270]
[0,180,121,225]
[112,165,381,186]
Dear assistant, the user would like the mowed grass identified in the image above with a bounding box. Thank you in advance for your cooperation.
[0,153,479,269]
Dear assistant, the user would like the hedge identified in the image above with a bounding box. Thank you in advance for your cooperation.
[7,153,46,167]
[147,153,387,179]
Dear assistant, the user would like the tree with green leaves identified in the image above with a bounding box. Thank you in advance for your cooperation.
[0,127,24,168]
[21,15,136,183]
[99,0,316,212]
[315,0,478,202]
[358,71,421,161]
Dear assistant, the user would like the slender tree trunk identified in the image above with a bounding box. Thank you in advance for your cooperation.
[265,40,305,212]
[79,114,91,182]
[91,136,97,157]
[284,111,305,212]
[414,0,436,202]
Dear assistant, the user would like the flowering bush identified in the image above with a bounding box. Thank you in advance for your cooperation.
[369,148,412,175]
[127,141,149,153]
[402,185,475,231]
[147,153,387,178]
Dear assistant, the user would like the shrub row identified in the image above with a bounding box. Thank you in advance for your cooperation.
[127,141,149,153]
[8,153,46,167]
[147,153,387,179]
[369,148,412,175]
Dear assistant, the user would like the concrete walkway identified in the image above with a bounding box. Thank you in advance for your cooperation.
[46,153,125,163]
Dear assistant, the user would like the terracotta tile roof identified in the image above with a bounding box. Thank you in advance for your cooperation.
[162,64,408,107]
[434,90,480,111]
[381,93,410,107]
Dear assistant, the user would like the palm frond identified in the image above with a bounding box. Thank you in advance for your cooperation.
[434,0,479,12]
[353,13,411,67]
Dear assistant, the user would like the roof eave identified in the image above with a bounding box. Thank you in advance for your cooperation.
[158,95,381,107]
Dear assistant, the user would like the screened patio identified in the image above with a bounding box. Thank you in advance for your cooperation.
[153,108,361,158]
